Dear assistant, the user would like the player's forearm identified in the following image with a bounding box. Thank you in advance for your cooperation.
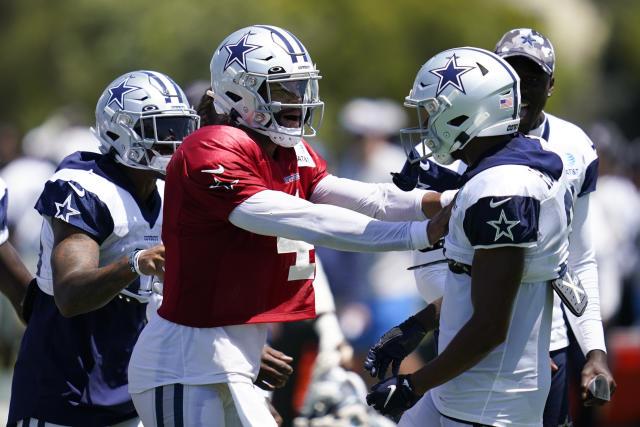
[566,195,606,354]
[230,190,431,251]
[0,242,33,316]
[565,265,606,355]
[409,314,505,395]
[413,297,442,332]
[53,252,138,317]
[310,175,428,221]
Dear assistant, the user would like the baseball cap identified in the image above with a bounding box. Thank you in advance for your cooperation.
[494,28,555,76]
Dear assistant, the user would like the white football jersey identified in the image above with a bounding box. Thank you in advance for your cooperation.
[34,152,164,300]
[432,135,571,426]
[529,113,600,352]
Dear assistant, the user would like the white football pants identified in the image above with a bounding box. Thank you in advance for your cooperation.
[131,382,277,427]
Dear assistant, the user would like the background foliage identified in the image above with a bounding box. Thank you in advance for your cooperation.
[0,0,638,156]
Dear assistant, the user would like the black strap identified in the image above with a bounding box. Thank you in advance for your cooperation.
[440,411,491,426]
[407,259,448,271]
[418,238,445,253]
[447,259,472,276]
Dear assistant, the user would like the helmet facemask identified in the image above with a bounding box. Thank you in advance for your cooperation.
[228,71,323,148]
[110,108,199,174]
[400,95,460,165]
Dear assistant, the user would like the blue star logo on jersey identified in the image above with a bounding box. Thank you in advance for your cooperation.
[223,32,260,71]
[429,54,474,96]
[54,194,81,222]
[486,209,520,241]
[107,77,142,110]
[520,33,537,47]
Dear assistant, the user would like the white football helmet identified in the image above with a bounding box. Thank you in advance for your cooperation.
[400,47,521,165]
[209,25,324,148]
[293,366,396,427]
[92,70,199,174]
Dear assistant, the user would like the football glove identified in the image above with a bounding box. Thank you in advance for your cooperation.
[364,315,426,379]
[366,374,419,420]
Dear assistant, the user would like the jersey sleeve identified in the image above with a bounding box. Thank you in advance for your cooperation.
[576,128,599,197]
[34,179,114,244]
[578,158,599,197]
[463,195,540,248]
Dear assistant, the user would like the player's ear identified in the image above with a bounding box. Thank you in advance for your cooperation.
[547,76,555,98]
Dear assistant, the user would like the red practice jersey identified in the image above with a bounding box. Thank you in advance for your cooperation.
[159,125,328,327]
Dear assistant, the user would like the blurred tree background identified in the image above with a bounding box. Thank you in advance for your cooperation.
[0,0,638,158]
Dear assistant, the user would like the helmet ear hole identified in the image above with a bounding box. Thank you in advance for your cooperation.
[226,91,242,103]
[448,115,469,127]
[106,131,120,142]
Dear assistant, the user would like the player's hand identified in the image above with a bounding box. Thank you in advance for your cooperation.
[254,345,294,391]
[364,316,426,379]
[427,200,454,245]
[581,349,616,406]
[366,374,419,420]
[550,356,559,372]
[137,244,165,280]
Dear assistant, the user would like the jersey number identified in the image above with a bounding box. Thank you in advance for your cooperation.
[277,237,316,281]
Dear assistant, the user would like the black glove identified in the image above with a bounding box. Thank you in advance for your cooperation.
[391,150,421,191]
[366,374,419,420]
[364,316,426,379]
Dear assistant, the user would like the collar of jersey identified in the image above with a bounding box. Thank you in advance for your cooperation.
[460,134,563,185]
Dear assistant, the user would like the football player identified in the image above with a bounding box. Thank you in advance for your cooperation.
[494,27,615,425]
[8,70,198,426]
[366,29,616,425]
[127,24,448,426]
[365,47,571,426]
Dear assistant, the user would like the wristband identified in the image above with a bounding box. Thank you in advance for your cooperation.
[440,189,458,208]
[133,249,145,276]
[128,249,144,275]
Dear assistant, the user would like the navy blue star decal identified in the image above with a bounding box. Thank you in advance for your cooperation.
[223,32,260,71]
[520,34,536,47]
[429,54,474,96]
[107,77,141,110]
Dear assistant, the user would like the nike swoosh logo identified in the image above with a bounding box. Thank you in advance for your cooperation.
[68,182,85,197]
[201,165,224,174]
[383,384,396,408]
[489,197,512,208]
